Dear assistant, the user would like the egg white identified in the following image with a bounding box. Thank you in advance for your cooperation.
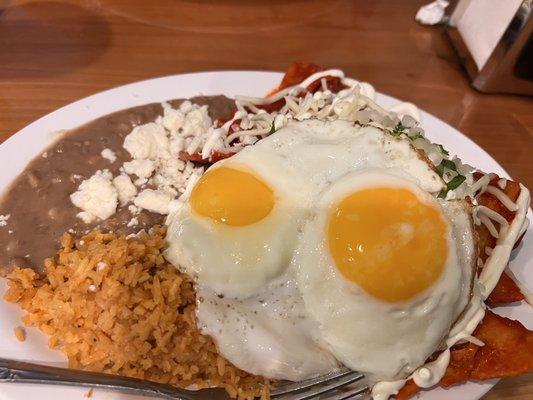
[195,269,339,381]
[253,119,445,195]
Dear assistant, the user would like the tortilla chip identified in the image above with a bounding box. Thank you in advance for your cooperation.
[395,380,420,400]
[474,173,525,304]
[487,272,525,305]
[465,310,533,380]
[272,61,322,94]
[396,311,533,399]
[475,173,521,226]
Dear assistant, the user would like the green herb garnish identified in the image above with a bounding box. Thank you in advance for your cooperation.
[436,144,449,156]
[438,174,466,198]
[267,121,276,136]
[392,123,406,136]
[435,159,457,176]
[447,174,466,190]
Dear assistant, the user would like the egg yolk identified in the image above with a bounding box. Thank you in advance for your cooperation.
[190,166,275,226]
[327,187,448,302]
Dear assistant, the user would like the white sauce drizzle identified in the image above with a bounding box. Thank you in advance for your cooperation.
[412,350,450,387]
[372,299,486,398]
[298,69,345,87]
[371,380,406,400]
[485,185,518,212]
[388,102,421,122]
[470,174,520,244]
[518,217,530,239]
[470,173,495,194]
[372,282,488,399]
[477,205,509,227]
[320,78,328,92]
[478,184,530,299]
[479,214,500,238]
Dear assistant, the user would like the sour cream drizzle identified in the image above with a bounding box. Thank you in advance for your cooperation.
[485,185,518,212]
[470,173,521,243]
[372,296,487,399]
[478,185,530,298]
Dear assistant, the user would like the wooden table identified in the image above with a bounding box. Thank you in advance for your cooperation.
[0,0,531,398]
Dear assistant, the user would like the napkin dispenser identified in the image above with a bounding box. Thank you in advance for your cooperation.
[445,0,532,95]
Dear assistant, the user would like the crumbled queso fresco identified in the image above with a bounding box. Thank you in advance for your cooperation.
[70,101,212,223]
[101,148,117,163]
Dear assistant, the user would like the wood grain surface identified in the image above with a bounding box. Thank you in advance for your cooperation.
[0,0,531,398]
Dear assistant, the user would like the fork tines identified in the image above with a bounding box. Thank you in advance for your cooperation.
[271,368,368,400]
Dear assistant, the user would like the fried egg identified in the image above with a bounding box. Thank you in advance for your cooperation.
[165,146,312,298]
[292,171,475,382]
[165,119,475,383]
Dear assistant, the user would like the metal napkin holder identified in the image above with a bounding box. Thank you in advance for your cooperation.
[445,0,532,95]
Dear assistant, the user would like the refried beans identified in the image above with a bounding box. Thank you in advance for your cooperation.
[0,95,236,274]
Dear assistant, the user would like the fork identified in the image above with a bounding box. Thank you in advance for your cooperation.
[0,358,368,399]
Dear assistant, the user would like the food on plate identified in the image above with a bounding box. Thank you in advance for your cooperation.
[0,61,531,400]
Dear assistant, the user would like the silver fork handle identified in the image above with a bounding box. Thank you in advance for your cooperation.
[0,358,195,399]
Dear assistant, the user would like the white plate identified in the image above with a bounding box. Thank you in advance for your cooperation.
[0,72,531,400]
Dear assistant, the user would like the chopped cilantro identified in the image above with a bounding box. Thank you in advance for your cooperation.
[435,159,457,177]
[409,133,423,140]
[441,159,457,171]
[438,174,466,198]
[392,123,406,136]
[267,121,276,135]
[447,174,466,190]
[436,144,449,156]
